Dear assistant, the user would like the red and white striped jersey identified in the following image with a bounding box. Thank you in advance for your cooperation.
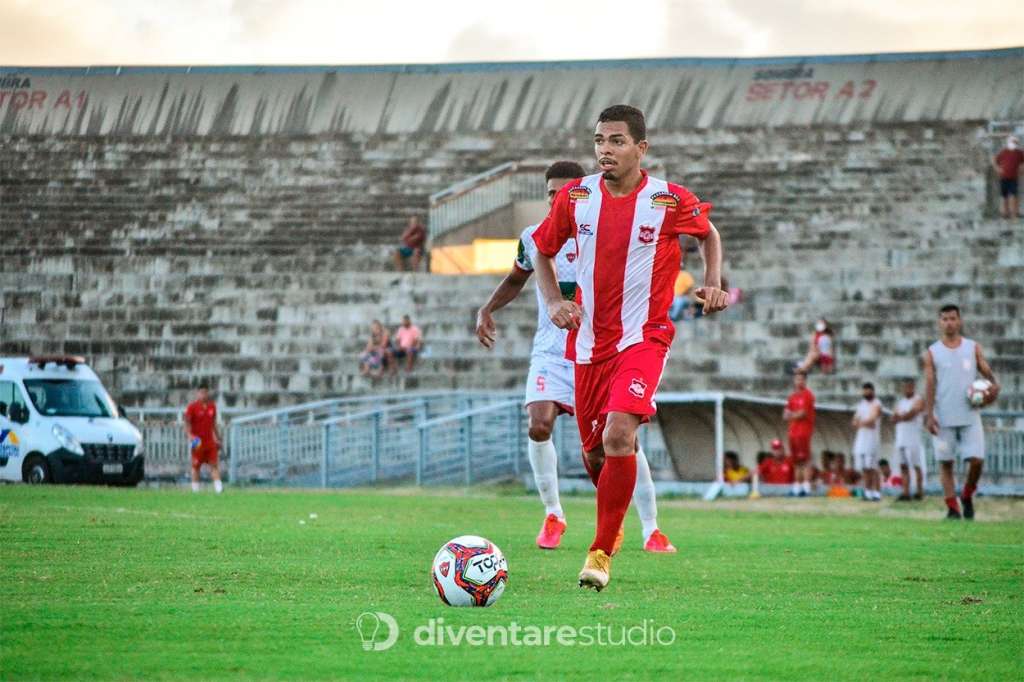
[533,171,712,364]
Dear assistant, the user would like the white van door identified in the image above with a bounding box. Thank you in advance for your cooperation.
[0,380,28,481]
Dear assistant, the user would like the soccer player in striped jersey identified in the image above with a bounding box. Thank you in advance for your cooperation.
[476,160,675,554]
[532,105,728,590]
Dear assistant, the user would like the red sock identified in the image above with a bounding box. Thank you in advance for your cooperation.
[945,496,961,512]
[961,484,976,501]
[589,454,637,553]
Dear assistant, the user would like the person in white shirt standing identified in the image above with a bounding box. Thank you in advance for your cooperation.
[891,378,926,501]
[851,382,882,501]
[923,304,1000,520]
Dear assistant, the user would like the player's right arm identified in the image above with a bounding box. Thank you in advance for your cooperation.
[532,186,581,330]
[183,407,194,441]
[476,264,531,349]
[923,349,939,435]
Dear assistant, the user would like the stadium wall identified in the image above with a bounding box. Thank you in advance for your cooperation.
[1,49,1021,136]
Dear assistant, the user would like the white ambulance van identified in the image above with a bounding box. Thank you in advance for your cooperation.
[0,356,144,485]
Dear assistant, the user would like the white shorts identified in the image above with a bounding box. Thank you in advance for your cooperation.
[933,420,985,462]
[524,355,575,414]
[853,448,878,472]
[894,442,924,469]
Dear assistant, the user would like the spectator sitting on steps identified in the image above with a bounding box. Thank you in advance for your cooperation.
[392,314,423,374]
[796,318,835,374]
[359,320,391,379]
[394,216,427,271]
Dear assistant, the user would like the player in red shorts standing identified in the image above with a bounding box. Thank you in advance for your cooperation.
[532,105,727,590]
[783,370,816,496]
[184,383,223,493]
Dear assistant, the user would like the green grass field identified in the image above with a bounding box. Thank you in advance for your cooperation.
[1,485,1022,681]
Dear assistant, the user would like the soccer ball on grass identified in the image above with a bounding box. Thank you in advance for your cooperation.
[431,535,508,607]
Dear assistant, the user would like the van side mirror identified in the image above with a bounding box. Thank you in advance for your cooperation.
[0,401,7,417]
[117,404,128,419]
[9,404,28,424]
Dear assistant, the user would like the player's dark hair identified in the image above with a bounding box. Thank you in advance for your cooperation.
[793,369,808,378]
[878,459,889,467]
[198,382,210,390]
[862,382,874,391]
[724,450,739,462]
[939,304,960,316]
[597,104,646,142]
[545,160,585,181]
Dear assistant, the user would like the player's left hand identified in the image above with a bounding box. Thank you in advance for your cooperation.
[982,382,1000,406]
[695,286,729,314]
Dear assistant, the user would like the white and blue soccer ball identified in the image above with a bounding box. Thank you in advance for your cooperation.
[967,379,991,408]
[431,535,508,607]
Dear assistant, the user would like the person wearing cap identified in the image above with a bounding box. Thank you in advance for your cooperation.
[993,136,1023,219]
[757,439,794,486]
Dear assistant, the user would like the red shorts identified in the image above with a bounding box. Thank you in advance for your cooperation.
[817,354,834,371]
[191,439,219,468]
[574,341,669,453]
[789,433,812,463]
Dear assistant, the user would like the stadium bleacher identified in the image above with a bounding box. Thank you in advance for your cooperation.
[1,52,1022,412]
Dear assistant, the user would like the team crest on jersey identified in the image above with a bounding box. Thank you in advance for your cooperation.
[568,186,591,202]
[650,191,680,210]
[566,252,576,263]
[638,225,656,244]
[629,378,647,399]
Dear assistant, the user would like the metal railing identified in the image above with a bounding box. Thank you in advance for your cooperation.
[428,162,546,241]
[228,392,519,485]
[416,399,524,485]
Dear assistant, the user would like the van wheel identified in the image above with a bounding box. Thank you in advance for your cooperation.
[23,456,51,484]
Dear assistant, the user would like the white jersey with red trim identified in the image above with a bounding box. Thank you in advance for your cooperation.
[532,171,712,364]
[515,223,578,359]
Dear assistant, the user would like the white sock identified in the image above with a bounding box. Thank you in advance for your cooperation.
[791,482,800,494]
[214,480,223,494]
[633,446,659,541]
[527,438,563,518]
[802,481,811,494]
[191,481,200,492]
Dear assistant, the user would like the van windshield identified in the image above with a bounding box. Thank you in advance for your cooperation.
[23,379,117,418]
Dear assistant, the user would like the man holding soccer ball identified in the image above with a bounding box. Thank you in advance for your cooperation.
[923,304,999,520]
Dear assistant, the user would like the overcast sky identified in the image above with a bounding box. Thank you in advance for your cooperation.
[1,0,1020,66]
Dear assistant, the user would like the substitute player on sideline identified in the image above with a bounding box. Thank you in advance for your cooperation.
[783,370,815,496]
[891,377,925,501]
[184,383,223,493]
[532,105,727,590]
[923,305,999,520]
[851,382,882,501]
[476,160,675,553]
